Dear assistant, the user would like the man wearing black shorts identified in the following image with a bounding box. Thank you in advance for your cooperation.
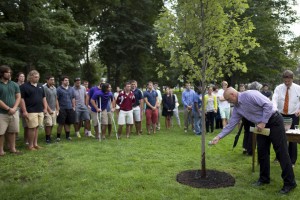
[56,76,76,141]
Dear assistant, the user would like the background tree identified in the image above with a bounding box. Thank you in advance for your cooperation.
[155,0,258,177]
[0,0,85,79]
[96,0,164,88]
[61,0,109,85]
[231,0,298,86]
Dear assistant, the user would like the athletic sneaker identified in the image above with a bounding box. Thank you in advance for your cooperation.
[76,132,81,138]
[87,132,95,138]
[46,139,51,144]
[56,138,61,142]
[66,137,72,141]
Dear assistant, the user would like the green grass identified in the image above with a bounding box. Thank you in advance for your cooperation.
[0,114,299,200]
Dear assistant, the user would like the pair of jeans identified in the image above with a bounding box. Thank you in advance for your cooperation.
[193,111,201,134]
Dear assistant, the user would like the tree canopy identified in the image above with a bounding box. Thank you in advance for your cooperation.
[0,0,85,79]
[0,0,299,87]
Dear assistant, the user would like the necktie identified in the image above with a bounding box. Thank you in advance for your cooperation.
[283,87,289,115]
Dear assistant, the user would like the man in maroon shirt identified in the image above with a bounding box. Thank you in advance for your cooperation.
[116,82,135,138]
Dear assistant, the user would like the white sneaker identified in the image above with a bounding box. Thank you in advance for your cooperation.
[87,132,95,138]
[76,132,81,138]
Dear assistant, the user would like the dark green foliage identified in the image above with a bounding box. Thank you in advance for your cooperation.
[0,0,85,79]
[96,0,164,88]
[231,0,298,86]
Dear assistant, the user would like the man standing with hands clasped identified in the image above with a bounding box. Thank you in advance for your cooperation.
[211,87,296,194]
[0,65,21,155]
[272,70,300,167]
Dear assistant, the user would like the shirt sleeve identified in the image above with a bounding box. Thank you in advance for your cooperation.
[143,91,147,100]
[203,95,207,111]
[182,91,187,106]
[41,84,45,98]
[56,87,61,101]
[213,95,217,110]
[257,96,274,124]
[91,91,99,101]
[110,92,113,102]
[193,93,198,103]
[14,82,20,94]
[272,86,279,111]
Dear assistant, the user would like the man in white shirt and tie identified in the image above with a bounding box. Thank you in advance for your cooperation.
[272,70,300,167]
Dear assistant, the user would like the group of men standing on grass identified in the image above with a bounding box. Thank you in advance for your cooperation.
[1,64,299,194]
[0,65,169,156]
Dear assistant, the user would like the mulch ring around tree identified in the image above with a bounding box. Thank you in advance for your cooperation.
[176,169,235,189]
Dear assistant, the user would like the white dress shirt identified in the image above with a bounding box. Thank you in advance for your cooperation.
[272,83,300,114]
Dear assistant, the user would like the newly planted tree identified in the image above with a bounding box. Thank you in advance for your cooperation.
[156,0,258,178]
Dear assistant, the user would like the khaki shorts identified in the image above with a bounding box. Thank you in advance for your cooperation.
[0,112,19,135]
[107,112,112,125]
[26,112,44,128]
[44,111,57,126]
[91,110,109,126]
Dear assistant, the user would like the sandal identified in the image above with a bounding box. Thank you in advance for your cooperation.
[34,145,43,150]
[27,146,37,151]
[10,150,22,155]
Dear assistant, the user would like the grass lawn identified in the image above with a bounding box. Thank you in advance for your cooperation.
[0,112,299,200]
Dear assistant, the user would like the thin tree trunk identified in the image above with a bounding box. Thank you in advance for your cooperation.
[200,0,206,178]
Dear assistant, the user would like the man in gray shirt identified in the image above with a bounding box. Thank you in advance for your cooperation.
[211,87,296,194]
[73,78,93,138]
[43,75,59,144]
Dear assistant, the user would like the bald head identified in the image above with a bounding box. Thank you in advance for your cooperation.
[224,87,238,104]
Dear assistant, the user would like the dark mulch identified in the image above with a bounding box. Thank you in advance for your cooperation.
[176,169,235,189]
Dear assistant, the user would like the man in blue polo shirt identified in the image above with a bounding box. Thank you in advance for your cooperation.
[144,81,158,134]
[131,80,143,135]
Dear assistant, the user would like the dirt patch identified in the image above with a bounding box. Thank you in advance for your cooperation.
[176,169,235,189]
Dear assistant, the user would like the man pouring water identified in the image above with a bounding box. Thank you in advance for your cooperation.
[211,87,296,194]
